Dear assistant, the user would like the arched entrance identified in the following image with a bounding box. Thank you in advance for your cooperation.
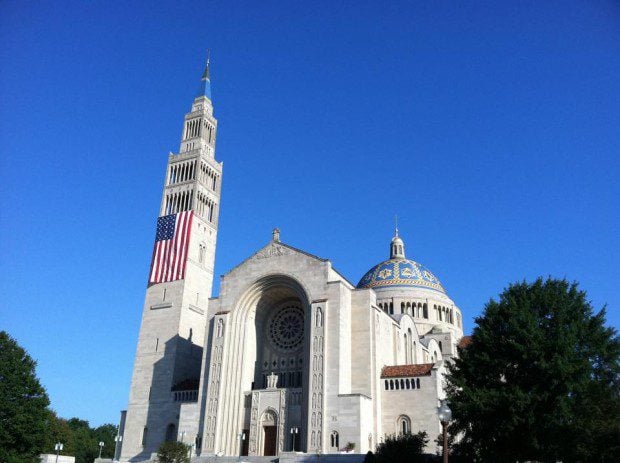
[221,274,312,456]
[261,410,278,456]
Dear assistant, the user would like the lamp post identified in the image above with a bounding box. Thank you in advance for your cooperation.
[237,431,245,462]
[290,427,299,452]
[98,442,105,459]
[54,443,63,463]
[437,400,452,463]
[113,434,123,461]
[188,443,194,461]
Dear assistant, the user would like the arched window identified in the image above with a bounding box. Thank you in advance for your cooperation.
[330,431,339,449]
[216,319,224,338]
[400,379,405,389]
[165,423,176,442]
[423,303,428,319]
[405,378,410,389]
[416,378,420,388]
[385,380,389,390]
[395,380,400,390]
[397,415,411,435]
[390,380,394,390]
[389,302,394,314]
[407,328,413,363]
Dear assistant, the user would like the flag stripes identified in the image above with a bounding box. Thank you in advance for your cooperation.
[148,211,193,284]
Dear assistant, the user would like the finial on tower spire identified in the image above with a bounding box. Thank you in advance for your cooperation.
[272,228,281,242]
[394,214,399,237]
[202,50,211,80]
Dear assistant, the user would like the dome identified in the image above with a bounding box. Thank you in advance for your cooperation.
[357,230,446,294]
[357,258,446,294]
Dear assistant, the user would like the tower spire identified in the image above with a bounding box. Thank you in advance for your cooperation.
[197,50,212,100]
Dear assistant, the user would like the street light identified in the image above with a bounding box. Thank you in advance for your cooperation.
[188,443,194,461]
[54,443,64,463]
[437,400,452,463]
[113,434,123,461]
[290,427,299,452]
[98,442,105,459]
[237,432,246,462]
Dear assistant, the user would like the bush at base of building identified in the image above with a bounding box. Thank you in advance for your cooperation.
[374,432,429,463]
[156,442,190,463]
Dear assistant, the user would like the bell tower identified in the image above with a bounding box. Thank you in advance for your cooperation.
[120,57,222,461]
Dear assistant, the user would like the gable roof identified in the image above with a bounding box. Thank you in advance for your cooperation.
[220,240,355,287]
[222,240,328,277]
[380,363,435,378]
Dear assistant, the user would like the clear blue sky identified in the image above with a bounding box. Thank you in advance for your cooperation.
[1,1,618,427]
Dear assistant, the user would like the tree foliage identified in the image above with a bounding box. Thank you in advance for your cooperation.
[446,278,620,462]
[157,441,190,463]
[0,331,51,463]
[41,416,116,463]
[0,331,117,463]
[374,432,430,463]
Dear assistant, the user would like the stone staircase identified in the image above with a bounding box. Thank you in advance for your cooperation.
[193,453,366,463]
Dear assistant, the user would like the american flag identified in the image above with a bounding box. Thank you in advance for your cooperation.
[148,211,194,284]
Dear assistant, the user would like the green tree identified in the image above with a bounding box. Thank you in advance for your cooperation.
[66,418,99,463]
[42,412,75,456]
[0,331,51,463]
[156,441,190,463]
[446,278,620,462]
[374,432,429,463]
[93,424,117,459]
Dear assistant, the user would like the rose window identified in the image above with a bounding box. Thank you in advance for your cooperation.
[268,306,304,351]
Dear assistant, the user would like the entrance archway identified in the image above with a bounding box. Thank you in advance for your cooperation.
[261,410,278,456]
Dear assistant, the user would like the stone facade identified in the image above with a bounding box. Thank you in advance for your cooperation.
[117,61,464,461]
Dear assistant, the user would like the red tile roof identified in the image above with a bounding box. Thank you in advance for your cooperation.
[381,363,434,378]
[457,336,472,349]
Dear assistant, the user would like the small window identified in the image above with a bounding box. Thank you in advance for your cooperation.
[330,431,339,449]
[397,416,411,435]
[142,426,148,446]
[416,378,420,388]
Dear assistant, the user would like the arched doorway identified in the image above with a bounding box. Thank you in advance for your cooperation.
[261,410,278,456]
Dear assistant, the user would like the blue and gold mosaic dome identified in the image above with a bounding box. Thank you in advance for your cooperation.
[356,232,446,294]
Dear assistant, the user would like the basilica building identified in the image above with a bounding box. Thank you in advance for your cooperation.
[116,60,465,462]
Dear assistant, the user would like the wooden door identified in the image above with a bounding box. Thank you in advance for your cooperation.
[263,426,277,456]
